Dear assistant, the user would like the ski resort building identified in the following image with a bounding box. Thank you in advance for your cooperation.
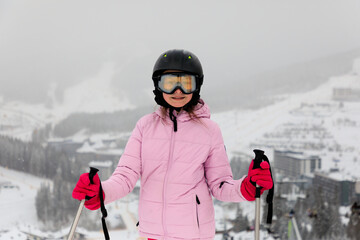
[274,150,321,179]
[47,138,84,156]
[313,170,359,206]
[47,137,125,177]
[76,141,123,161]
[332,58,360,102]
[332,86,360,101]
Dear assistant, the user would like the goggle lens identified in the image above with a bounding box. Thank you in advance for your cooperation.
[158,73,196,94]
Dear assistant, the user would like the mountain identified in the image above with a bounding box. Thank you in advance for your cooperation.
[213,58,360,179]
[0,63,135,141]
[206,48,360,111]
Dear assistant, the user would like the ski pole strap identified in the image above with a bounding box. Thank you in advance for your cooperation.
[265,158,274,226]
[252,149,263,199]
[252,149,274,226]
[99,183,110,240]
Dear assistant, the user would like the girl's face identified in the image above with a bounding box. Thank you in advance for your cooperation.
[161,70,193,108]
[162,89,193,108]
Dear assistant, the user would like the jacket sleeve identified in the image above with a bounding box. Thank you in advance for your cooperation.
[101,118,143,204]
[204,123,247,202]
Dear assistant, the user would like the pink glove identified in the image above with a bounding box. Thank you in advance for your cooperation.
[240,160,273,201]
[72,172,105,210]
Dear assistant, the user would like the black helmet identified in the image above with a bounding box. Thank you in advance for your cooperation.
[152,49,203,81]
[152,49,204,108]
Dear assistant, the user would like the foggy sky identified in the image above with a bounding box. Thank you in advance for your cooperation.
[1,0,360,106]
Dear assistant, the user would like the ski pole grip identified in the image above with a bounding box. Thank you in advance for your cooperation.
[89,167,99,184]
[253,149,264,198]
[84,167,99,201]
[253,149,264,169]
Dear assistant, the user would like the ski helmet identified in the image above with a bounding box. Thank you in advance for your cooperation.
[152,49,204,108]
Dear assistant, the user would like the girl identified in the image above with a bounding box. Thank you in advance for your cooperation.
[72,49,273,240]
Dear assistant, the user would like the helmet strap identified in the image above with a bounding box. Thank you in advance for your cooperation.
[169,108,178,132]
[153,88,200,110]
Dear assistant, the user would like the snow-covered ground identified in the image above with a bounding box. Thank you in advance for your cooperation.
[0,166,52,231]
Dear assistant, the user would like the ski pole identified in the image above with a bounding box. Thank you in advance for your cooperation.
[67,167,99,240]
[253,149,264,240]
[67,199,85,240]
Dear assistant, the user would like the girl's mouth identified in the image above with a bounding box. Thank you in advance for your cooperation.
[172,97,185,100]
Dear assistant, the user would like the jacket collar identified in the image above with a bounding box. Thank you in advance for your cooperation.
[155,99,211,122]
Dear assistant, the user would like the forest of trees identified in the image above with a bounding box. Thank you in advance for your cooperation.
[0,134,87,230]
[0,135,68,178]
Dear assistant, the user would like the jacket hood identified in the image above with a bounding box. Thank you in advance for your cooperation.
[155,99,210,123]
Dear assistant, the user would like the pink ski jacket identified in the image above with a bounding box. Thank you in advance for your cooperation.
[102,101,247,240]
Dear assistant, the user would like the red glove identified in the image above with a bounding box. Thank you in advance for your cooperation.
[72,172,105,210]
[240,160,273,201]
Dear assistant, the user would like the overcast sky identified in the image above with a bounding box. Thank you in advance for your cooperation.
[1,0,360,106]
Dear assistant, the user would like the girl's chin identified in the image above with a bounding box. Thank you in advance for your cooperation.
[171,104,185,108]
[169,101,186,107]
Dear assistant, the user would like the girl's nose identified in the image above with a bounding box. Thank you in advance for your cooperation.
[174,88,182,94]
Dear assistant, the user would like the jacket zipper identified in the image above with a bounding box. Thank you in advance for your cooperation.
[196,195,200,228]
[162,129,175,237]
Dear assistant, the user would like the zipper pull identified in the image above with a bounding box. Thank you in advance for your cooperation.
[196,195,200,204]
[136,221,139,227]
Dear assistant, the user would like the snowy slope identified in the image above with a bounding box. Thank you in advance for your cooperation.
[0,62,134,141]
[53,62,135,116]
[213,66,360,180]
[0,101,49,141]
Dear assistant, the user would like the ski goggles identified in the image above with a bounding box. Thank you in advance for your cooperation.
[157,73,197,94]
